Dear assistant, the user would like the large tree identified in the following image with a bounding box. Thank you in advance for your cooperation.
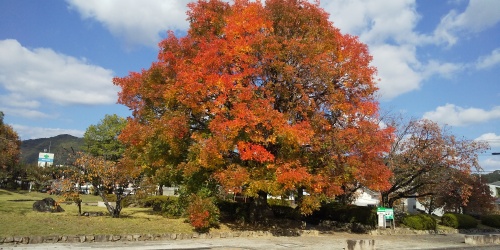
[382,118,489,207]
[114,0,393,214]
[0,111,22,187]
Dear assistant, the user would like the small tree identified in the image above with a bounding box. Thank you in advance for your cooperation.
[61,114,140,218]
[382,118,489,207]
[462,175,496,216]
[75,152,140,217]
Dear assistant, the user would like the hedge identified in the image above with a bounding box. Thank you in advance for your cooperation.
[402,214,436,230]
[441,213,478,229]
[305,203,377,226]
[481,214,500,228]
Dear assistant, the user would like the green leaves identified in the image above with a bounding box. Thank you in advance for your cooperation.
[83,114,127,161]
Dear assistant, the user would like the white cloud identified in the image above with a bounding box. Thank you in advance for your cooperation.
[423,104,500,126]
[321,0,420,45]
[476,48,500,70]
[12,124,84,140]
[320,0,428,100]
[370,44,422,99]
[0,107,51,119]
[434,0,500,46]
[476,133,500,148]
[0,39,118,108]
[67,0,191,46]
[480,157,500,173]
[422,60,464,79]
[0,93,40,109]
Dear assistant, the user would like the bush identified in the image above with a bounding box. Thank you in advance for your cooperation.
[481,214,500,228]
[187,194,220,232]
[441,213,477,229]
[217,200,249,222]
[270,204,301,220]
[162,196,184,218]
[402,214,436,230]
[305,203,376,226]
[143,196,169,211]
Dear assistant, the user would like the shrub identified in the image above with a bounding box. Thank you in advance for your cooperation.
[441,213,477,229]
[143,196,169,211]
[306,203,376,226]
[270,204,301,220]
[481,215,500,228]
[162,196,183,218]
[187,194,220,232]
[402,214,436,230]
[217,200,249,222]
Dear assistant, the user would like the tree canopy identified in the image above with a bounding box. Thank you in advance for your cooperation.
[83,114,127,161]
[382,118,489,207]
[114,0,393,213]
[0,111,21,180]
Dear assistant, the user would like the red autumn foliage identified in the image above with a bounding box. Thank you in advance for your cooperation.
[114,0,394,213]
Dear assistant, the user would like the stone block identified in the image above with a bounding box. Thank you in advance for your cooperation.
[170,233,177,240]
[86,235,95,242]
[66,235,82,243]
[29,236,43,244]
[43,235,60,243]
[111,235,121,241]
[465,234,500,245]
[94,234,110,242]
[3,236,14,243]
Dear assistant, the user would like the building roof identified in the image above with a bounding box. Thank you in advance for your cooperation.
[489,181,500,186]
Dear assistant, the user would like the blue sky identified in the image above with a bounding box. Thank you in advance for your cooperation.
[0,0,499,173]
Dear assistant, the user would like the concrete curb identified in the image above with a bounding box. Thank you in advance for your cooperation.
[465,234,500,245]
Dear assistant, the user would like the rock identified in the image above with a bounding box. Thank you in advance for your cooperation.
[32,198,65,213]
[82,211,105,216]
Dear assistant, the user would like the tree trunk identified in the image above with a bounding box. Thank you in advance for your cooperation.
[77,200,82,216]
[248,191,272,224]
[427,197,435,215]
[158,184,163,195]
[296,187,304,206]
[113,195,122,218]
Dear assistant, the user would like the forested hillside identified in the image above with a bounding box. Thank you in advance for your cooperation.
[21,134,84,166]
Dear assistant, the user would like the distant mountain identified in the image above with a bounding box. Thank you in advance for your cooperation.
[21,134,85,165]
[481,170,500,184]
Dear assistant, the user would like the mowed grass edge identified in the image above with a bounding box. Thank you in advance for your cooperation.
[0,189,209,237]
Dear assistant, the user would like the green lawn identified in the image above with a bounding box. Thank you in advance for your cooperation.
[0,189,205,237]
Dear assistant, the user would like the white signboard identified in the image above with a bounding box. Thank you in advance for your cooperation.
[38,153,54,167]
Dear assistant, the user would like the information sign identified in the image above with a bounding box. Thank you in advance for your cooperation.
[38,153,55,167]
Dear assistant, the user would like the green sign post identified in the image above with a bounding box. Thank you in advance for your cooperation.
[377,207,395,228]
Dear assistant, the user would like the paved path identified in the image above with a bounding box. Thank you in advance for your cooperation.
[1,233,499,250]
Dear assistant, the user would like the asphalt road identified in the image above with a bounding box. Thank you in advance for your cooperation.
[1,233,499,250]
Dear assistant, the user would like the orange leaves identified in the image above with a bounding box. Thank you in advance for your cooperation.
[275,162,310,191]
[237,141,275,163]
[112,0,397,205]
[74,152,140,190]
[213,164,250,193]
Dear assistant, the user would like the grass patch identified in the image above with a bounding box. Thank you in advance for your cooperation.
[0,189,209,237]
